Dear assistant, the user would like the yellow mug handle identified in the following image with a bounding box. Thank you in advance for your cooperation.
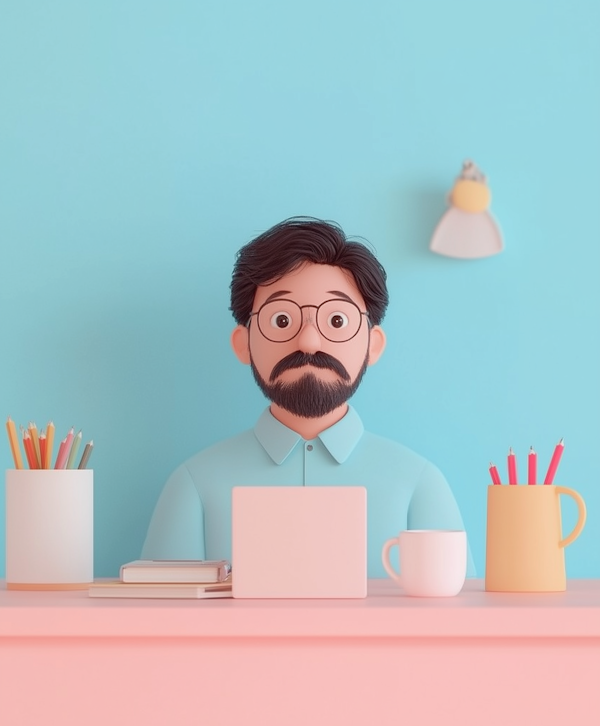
[555,486,586,548]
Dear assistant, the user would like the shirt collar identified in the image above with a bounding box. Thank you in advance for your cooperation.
[254,406,364,465]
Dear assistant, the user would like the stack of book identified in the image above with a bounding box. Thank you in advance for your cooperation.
[88,560,233,599]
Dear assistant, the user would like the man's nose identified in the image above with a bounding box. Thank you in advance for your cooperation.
[296,313,322,353]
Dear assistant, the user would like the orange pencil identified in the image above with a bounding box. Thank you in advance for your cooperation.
[39,432,47,469]
[45,421,55,469]
[22,429,37,469]
[5,417,24,469]
[28,422,41,468]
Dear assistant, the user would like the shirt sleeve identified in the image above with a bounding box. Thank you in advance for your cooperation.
[141,464,206,560]
[408,462,477,577]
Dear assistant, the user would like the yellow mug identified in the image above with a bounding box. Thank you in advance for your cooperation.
[485,484,586,592]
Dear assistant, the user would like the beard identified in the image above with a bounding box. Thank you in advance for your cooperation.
[250,351,369,419]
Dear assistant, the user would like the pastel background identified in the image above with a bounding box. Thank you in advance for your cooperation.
[1,1,598,578]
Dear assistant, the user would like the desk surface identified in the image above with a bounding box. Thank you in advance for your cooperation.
[2,579,600,726]
[2,578,599,639]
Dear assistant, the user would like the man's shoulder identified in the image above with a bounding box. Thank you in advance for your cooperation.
[358,428,444,479]
[360,428,426,460]
[179,427,259,470]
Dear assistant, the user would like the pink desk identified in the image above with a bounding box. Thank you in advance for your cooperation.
[1,579,599,725]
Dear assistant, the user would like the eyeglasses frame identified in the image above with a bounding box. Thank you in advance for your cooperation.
[247,297,370,343]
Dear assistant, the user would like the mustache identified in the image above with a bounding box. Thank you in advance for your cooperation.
[269,351,351,383]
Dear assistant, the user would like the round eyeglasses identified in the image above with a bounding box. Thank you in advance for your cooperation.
[248,298,369,343]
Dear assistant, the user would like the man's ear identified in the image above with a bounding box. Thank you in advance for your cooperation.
[231,324,251,365]
[367,325,386,366]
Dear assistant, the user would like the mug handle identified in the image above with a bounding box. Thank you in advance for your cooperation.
[555,486,587,548]
[381,538,403,585]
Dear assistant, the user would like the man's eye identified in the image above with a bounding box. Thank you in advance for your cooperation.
[270,312,293,329]
[327,312,349,329]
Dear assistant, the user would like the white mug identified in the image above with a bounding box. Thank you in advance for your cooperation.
[381,529,467,597]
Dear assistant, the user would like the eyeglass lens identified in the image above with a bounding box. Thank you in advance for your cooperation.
[256,299,364,343]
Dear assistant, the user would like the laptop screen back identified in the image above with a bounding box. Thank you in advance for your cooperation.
[232,486,367,598]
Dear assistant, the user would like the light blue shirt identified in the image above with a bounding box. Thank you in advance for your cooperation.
[142,406,476,577]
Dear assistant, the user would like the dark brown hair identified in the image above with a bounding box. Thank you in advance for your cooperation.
[230,217,389,325]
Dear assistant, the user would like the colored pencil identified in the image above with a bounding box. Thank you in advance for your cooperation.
[543,438,564,485]
[78,440,94,469]
[5,417,24,469]
[528,446,537,485]
[66,430,83,469]
[45,421,55,469]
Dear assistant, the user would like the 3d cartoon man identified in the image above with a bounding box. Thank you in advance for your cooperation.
[142,217,475,576]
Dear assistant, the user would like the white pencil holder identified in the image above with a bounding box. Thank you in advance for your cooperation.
[5,469,94,589]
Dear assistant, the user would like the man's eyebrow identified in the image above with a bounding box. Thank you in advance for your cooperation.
[327,290,356,304]
[263,290,292,304]
[261,290,359,305]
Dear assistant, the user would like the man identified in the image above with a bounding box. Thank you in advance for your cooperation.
[142,217,475,577]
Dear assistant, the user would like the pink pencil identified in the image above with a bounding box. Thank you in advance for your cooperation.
[54,427,75,469]
[543,438,564,485]
[54,439,67,469]
[507,447,518,485]
[528,446,537,485]
[489,462,502,486]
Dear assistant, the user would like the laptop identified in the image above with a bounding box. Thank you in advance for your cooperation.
[231,486,367,598]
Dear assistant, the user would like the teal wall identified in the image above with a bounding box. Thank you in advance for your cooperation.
[1,1,598,577]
